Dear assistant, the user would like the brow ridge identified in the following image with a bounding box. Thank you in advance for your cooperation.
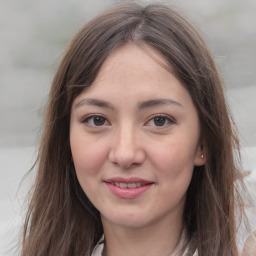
[138,98,183,109]
[75,98,115,110]
[75,98,183,110]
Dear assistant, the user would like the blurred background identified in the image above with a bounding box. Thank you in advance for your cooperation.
[0,0,255,255]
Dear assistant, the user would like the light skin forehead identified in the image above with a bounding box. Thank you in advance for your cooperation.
[93,43,175,91]
[73,43,195,112]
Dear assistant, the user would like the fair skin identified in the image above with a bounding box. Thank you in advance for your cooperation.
[70,43,205,256]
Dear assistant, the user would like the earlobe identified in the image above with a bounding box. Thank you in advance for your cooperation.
[194,153,206,166]
[194,144,206,166]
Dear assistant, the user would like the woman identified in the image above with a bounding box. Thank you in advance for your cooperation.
[21,2,251,256]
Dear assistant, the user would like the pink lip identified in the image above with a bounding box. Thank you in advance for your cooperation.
[105,177,152,184]
[104,177,154,199]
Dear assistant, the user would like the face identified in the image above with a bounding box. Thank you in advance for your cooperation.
[70,44,205,230]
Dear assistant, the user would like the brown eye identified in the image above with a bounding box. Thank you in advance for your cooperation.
[82,115,109,127]
[153,116,167,126]
[145,115,175,129]
[93,116,106,126]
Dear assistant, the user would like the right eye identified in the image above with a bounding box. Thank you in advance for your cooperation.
[82,115,110,127]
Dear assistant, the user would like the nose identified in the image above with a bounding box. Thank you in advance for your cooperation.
[108,124,146,169]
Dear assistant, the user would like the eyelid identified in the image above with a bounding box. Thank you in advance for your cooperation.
[81,114,110,127]
[145,114,176,128]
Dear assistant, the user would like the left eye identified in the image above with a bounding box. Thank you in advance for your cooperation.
[146,115,174,127]
[82,115,109,127]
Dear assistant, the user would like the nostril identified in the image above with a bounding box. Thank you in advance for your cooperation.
[108,138,146,168]
[130,162,141,168]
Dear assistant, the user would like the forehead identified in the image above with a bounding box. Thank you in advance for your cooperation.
[95,43,172,82]
[72,43,196,114]
[85,43,183,97]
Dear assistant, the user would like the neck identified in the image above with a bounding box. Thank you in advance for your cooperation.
[102,216,186,256]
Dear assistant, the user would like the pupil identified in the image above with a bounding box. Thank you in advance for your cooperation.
[154,116,165,126]
[94,116,105,126]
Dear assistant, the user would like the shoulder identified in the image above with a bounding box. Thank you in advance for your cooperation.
[238,199,256,255]
[241,230,256,256]
[91,235,104,256]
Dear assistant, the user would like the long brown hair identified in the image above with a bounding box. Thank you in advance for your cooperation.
[21,2,246,255]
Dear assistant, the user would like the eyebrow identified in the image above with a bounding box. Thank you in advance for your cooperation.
[138,99,183,109]
[74,98,115,110]
[74,98,183,110]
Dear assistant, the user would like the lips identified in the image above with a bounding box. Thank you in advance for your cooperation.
[110,182,145,188]
[104,177,154,198]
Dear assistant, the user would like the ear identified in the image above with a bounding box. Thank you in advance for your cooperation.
[194,142,206,166]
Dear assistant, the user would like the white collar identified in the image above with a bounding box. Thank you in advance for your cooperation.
[91,235,104,256]
[91,234,198,256]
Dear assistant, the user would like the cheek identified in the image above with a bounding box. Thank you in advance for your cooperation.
[149,137,197,178]
[70,135,108,176]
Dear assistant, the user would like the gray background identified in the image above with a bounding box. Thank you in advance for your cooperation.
[0,0,255,255]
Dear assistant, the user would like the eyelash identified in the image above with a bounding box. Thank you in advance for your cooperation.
[81,114,175,128]
[81,114,110,127]
[145,114,175,128]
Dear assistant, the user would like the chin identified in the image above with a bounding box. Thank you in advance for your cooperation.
[102,212,152,229]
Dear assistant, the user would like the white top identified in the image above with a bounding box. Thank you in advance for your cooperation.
[91,206,256,256]
[91,234,199,256]
[91,230,256,256]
